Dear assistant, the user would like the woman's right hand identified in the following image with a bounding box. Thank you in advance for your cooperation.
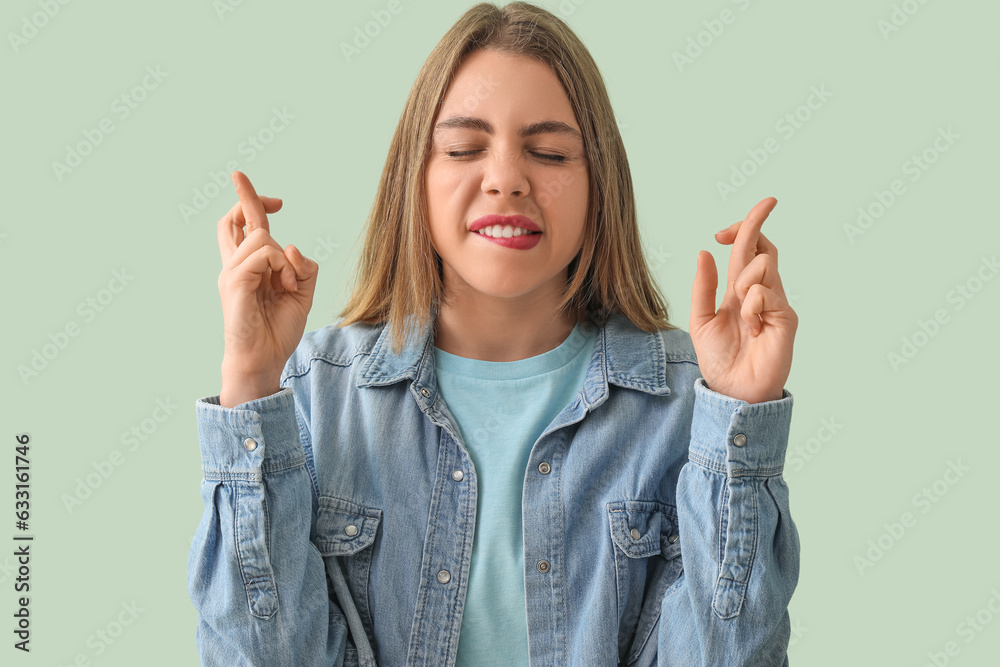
[216,171,319,406]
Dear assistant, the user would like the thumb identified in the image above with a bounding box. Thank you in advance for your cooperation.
[690,250,718,333]
[286,245,318,288]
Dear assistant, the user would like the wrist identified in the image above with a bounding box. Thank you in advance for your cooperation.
[220,364,282,408]
[219,383,282,409]
[703,381,784,404]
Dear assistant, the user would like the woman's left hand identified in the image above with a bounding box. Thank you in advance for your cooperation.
[689,197,797,404]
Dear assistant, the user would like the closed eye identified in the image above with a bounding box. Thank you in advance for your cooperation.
[445,150,567,163]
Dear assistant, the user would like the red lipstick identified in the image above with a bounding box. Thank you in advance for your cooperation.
[470,215,542,250]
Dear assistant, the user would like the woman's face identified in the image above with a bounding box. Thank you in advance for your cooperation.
[424,48,589,306]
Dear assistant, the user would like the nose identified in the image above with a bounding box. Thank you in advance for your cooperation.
[481,149,529,198]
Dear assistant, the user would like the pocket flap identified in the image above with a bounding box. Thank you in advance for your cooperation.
[315,495,382,556]
[608,500,680,560]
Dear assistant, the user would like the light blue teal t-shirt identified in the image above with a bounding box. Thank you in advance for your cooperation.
[433,321,598,666]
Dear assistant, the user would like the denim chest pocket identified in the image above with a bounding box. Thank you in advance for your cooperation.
[315,496,382,556]
[607,500,683,665]
[315,495,383,657]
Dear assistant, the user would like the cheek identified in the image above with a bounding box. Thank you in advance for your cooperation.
[426,163,475,208]
[430,158,475,183]
[425,165,474,243]
[540,170,588,216]
[559,172,589,245]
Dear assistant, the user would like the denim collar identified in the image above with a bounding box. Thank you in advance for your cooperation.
[357,312,689,411]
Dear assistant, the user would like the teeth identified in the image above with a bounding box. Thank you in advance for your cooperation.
[477,224,535,238]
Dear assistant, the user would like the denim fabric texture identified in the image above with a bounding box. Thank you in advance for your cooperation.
[187,311,799,666]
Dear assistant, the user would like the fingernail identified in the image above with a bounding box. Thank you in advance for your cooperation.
[716,227,729,236]
[231,172,238,187]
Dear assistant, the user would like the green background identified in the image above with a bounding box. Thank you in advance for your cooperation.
[2,0,997,664]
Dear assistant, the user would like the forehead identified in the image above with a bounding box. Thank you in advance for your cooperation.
[435,49,578,128]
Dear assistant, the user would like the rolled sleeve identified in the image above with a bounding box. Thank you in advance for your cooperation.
[688,377,794,477]
[655,377,799,666]
[189,385,347,665]
[195,387,305,479]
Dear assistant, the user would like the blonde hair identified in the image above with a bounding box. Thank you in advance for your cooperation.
[337,1,676,354]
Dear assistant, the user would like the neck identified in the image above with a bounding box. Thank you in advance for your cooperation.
[433,290,582,362]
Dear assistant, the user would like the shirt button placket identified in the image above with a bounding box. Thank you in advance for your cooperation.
[534,465,552,580]
[444,455,465,596]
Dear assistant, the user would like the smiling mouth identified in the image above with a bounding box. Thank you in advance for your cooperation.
[472,226,541,238]
[469,214,542,234]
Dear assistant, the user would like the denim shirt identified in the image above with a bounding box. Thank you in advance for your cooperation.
[187,311,799,666]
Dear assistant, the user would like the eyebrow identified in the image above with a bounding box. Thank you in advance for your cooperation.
[433,116,583,142]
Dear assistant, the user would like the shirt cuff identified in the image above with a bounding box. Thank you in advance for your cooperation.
[688,377,794,477]
[195,387,305,479]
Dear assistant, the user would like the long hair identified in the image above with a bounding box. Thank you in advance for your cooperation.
[337,1,676,354]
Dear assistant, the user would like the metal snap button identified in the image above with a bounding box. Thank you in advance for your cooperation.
[537,560,550,573]
[437,569,451,584]
[668,534,679,544]
[243,437,258,451]
[344,524,359,537]
[420,388,430,398]
[538,462,551,475]
[452,470,464,482]
[630,528,641,540]
[733,433,747,447]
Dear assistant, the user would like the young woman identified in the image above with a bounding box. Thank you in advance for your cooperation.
[189,3,799,665]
